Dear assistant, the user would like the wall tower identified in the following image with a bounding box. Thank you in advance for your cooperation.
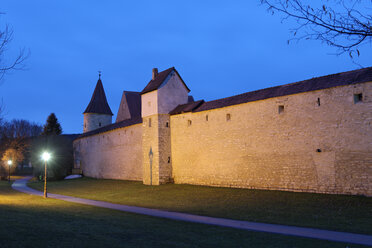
[83,73,113,133]
[141,67,190,185]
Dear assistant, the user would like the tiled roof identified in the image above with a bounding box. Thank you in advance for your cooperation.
[169,100,204,115]
[83,78,113,115]
[192,66,372,113]
[75,117,142,140]
[188,95,195,103]
[140,67,190,95]
[125,91,141,118]
[116,91,141,122]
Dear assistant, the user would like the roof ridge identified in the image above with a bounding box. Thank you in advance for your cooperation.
[76,116,143,139]
[193,66,372,113]
[124,90,140,94]
[272,66,372,89]
[140,67,190,95]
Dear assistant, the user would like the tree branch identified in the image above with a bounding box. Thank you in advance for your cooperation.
[261,0,372,56]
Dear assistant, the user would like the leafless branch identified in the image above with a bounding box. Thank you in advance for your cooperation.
[261,0,372,56]
[0,14,28,81]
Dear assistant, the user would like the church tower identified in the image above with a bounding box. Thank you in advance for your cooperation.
[83,73,113,133]
[141,67,190,185]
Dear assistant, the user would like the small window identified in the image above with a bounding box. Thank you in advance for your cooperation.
[166,122,169,127]
[206,115,209,121]
[188,120,192,126]
[149,118,152,127]
[278,105,284,114]
[354,93,363,103]
[168,157,171,163]
[226,114,231,121]
[317,98,320,106]
[99,122,102,127]
[148,101,151,107]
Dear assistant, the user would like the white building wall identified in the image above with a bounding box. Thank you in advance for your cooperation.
[157,72,189,114]
[141,91,158,117]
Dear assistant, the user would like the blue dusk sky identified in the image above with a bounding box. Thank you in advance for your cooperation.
[0,1,370,134]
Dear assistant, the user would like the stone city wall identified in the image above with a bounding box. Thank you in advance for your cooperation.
[74,123,143,181]
[170,82,372,196]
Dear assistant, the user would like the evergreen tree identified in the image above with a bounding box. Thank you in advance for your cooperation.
[42,113,62,135]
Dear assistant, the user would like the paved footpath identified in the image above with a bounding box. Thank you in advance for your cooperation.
[12,176,372,246]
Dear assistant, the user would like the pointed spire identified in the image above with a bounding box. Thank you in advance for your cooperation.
[83,74,113,115]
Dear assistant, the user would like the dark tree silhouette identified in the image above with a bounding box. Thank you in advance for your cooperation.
[42,113,62,135]
[261,0,372,57]
[0,119,42,138]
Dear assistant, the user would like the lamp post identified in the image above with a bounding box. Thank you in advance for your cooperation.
[7,160,12,183]
[41,152,51,198]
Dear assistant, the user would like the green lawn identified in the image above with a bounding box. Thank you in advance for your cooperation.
[1,181,363,247]
[28,177,372,235]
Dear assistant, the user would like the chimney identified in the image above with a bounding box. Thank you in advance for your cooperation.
[152,68,158,80]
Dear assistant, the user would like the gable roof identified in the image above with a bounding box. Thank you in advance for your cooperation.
[116,91,141,122]
[84,78,113,115]
[170,66,372,115]
[140,67,190,95]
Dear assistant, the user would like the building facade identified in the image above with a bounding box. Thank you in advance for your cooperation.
[73,67,372,196]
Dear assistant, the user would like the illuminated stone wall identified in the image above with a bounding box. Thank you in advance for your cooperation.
[74,123,143,181]
[141,70,188,185]
[83,113,112,133]
[170,82,372,196]
[142,114,172,185]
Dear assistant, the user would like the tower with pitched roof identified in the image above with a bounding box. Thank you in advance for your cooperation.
[83,73,113,133]
[140,67,190,185]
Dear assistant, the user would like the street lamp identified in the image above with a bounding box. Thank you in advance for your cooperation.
[7,160,12,183]
[41,152,51,198]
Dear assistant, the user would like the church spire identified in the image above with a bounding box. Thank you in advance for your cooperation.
[83,74,113,115]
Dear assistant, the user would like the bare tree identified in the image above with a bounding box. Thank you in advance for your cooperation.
[1,119,42,138]
[0,101,3,125]
[260,0,372,57]
[0,119,42,173]
[0,13,28,81]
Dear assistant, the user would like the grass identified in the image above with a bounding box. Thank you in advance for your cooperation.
[1,181,364,247]
[28,177,372,235]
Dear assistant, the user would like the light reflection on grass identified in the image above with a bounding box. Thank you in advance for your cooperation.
[1,181,362,247]
[28,177,372,235]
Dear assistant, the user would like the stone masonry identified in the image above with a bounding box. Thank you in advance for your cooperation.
[74,123,142,180]
[73,67,372,196]
[170,82,372,195]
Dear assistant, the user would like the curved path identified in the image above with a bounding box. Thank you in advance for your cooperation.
[12,176,372,246]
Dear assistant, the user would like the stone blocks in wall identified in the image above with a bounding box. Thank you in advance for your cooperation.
[83,113,112,133]
[170,82,372,196]
[74,123,143,181]
[142,114,172,185]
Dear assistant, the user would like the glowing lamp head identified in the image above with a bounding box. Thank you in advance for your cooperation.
[42,152,51,162]
[7,160,12,165]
